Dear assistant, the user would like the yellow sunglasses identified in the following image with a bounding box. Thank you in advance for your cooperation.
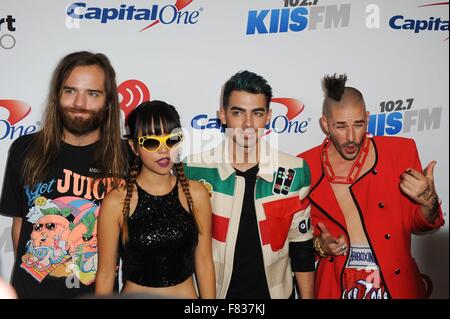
[138,132,184,152]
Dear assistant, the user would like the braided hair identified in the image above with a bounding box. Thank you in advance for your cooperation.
[121,101,194,244]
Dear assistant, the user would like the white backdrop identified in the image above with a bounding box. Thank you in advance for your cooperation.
[0,0,448,298]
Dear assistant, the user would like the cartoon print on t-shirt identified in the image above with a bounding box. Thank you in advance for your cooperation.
[66,205,98,285]
[21,196,99,285]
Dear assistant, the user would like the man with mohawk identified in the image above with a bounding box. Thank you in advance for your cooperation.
[300,74,444,299]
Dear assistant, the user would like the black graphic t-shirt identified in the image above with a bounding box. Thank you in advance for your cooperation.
[0,133,117,298]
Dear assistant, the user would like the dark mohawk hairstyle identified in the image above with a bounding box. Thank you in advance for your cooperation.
[324,74,347,102]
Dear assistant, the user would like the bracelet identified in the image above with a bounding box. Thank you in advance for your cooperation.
[313,236,327,258]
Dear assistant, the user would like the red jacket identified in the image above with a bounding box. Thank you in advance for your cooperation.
[299,136,444,299]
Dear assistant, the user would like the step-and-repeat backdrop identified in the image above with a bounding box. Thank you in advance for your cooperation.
[0,0,448,298]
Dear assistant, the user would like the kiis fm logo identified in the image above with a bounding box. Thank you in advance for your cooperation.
[0,100,37,140]
[246,0,351,35]
[66,0,201,31]
[389,2,449,39]
[368,98,442,136]
[192,98,310,135]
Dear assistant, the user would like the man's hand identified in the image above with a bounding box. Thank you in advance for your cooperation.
[400,161,438,209]
[317,222,348,256]
[400,161,439,224]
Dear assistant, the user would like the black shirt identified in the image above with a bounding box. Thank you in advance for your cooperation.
[226,164,271,299]
[0,133,119,298]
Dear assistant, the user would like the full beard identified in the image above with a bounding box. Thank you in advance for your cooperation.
[59,106,107,135]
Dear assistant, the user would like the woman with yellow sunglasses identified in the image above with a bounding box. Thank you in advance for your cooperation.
[96,101,215,299]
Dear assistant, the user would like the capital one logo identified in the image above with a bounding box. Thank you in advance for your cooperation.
[118,80,151,119]
[389,2,449,40]
[0,100,31,125]
[0,100,38,141]
[266,98,307,135]
[419,1,450,41]
[66,0,201,31]
[141,0,194,31]
[192,98,310,135]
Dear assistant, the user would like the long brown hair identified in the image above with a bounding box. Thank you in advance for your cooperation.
[22,51,127,187]
[121,101,194,244]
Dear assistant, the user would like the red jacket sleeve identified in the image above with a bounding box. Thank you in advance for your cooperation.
[404,139,445,233]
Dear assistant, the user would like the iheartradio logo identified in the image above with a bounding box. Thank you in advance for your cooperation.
[118,79,151,119]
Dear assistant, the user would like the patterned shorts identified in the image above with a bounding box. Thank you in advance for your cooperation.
[341,245,389,299]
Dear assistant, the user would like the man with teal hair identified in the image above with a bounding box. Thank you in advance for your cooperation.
[185,70,315,299]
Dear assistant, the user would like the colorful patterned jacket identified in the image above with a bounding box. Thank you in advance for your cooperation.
[184,141,313,298]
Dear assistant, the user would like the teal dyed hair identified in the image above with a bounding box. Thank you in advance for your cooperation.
[222,70,273,110]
